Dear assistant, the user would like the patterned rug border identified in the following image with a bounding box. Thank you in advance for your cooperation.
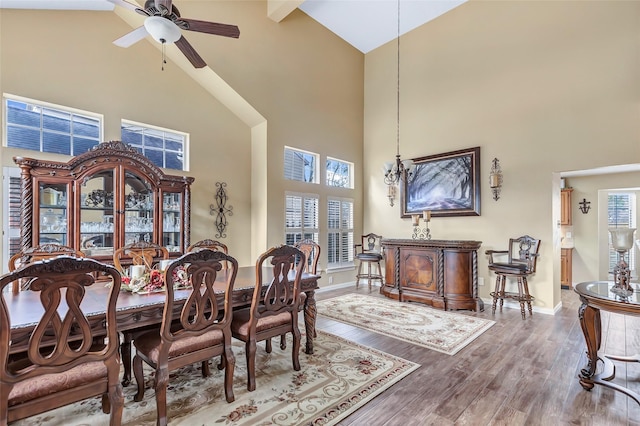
[317,294,495,355]
[13,329,419,426]
[293,330,419,426]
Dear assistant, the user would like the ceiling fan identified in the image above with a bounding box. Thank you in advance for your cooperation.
[107,0,240,69]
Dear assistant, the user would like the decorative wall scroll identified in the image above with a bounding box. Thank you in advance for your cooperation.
[209,182,233,238]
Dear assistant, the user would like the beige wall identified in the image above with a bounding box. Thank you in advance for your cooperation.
[364,0,640,312]
[0,2,364,284]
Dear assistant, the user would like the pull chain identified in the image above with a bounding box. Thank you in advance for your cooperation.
[161,38,167,71]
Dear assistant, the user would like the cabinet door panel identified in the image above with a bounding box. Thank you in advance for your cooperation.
[38,181,69,246]
[123,171,154,246]
[79,170,115,257]
[400,248,437,292]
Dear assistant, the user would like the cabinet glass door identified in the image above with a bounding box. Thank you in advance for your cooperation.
[124,171,154,246]
[38,182,68,246]
[80,170,115,257]
[162,192,182,253]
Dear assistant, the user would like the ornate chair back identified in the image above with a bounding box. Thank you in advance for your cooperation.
[0,256,123,424]
[113,241,169,274]
[187,239,229,268]
[294,239,320,274]
[8,243,86,293]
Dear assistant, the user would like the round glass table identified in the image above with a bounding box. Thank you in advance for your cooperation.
[574,281,640,404]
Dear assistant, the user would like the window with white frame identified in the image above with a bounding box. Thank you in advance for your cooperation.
[326,157,353,188]
[284,147,318,183]
[121,120,188,171]
[327,197,354,269]
[285,193,319,247]
[4,95,102,155]
[2,167,21,274]
[608,192,637,272]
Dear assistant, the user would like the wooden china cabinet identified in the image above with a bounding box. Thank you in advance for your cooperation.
[14,141,194,261]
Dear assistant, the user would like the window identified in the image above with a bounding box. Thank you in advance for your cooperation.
[326,157,353,188]
[285,193,319,247]
[121,120,188,171]
[284,147,318,183]
[2,167,21,274]
[4,95,101,155]
[327,197,354,269]
[608,192,637,272]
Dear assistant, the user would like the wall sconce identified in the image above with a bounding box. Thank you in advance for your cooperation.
[579,198,591,214]
[489,158,503,201]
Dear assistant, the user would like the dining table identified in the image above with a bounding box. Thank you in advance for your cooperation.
[6,265,320,386]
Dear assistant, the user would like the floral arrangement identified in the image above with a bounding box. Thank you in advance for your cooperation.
[121,265,190,294]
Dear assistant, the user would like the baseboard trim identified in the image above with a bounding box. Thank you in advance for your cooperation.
[480,297,561,316]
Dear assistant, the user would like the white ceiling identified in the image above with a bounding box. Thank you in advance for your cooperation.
[0,0,466,53]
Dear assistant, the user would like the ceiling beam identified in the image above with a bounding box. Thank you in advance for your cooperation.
[267,0,303,23]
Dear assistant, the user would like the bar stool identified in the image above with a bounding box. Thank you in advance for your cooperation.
[486,235,541,319]
[354,233,384,289]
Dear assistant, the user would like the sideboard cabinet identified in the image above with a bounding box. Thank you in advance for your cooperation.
[381,239,483,311]
[14,141,194,261]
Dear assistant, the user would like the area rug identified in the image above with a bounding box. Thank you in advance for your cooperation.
[317,294,495,355]
[13,330,419,426]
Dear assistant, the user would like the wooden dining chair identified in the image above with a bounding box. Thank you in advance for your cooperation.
[8,243,86,293]
[187,239,229,268]
[112,241,169,274]
[231,244,306,392]
[295,239,320,275]
[132,249,238,425]
[0,256,124,425]
[276,238,320,348]
[113,241,170,386]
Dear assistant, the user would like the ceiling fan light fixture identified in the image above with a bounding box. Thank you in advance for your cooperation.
[144,16,181,44]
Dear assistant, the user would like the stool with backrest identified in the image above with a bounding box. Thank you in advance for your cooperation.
[0,256,124,425]
[486,235,541,319]
[354,233,384,289]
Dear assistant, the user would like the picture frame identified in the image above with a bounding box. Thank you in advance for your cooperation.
[401,147,481,218]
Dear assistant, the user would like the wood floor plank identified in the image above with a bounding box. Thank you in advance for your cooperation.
[315,286,639,425]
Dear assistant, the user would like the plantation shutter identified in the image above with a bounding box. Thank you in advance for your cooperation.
[608,193,636,272]
[3,167,21,274]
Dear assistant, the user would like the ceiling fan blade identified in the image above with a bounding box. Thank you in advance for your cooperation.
[106,0,149,16]
[175,36,207,68]
[113,26,149,48]
[179,18,240,39]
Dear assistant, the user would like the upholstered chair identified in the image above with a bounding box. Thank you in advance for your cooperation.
[0,256,124,425]
[231,244,306,391]
[132,249,238,426]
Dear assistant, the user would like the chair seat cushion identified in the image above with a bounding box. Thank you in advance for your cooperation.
[7,361,107,406]
[489,262,529,274]
[134,328,224,363]
[355,252,383,261]
[231,309,292,339]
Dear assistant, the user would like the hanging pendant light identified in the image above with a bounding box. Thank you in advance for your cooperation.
[383,0,414,205]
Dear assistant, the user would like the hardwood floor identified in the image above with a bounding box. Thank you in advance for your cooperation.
[314,285,640,425]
